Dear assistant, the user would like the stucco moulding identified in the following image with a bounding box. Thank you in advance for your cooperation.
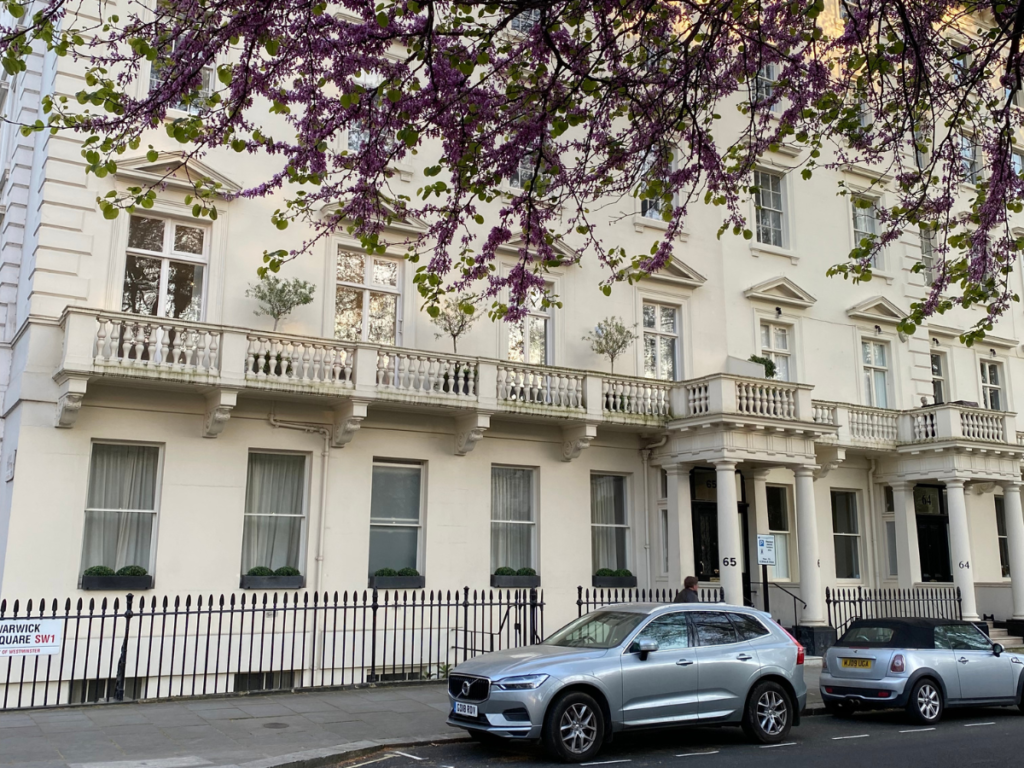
[116,152,241,197]
[744,276,817,309]
[846,295,907,325]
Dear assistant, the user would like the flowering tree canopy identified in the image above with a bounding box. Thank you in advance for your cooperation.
[2,0,1024,341]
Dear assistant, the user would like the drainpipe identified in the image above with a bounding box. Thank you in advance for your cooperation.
[641,436,669,586]
[269,408,332,594]
[867,458,881,588]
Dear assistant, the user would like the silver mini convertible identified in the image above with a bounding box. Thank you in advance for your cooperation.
[446,603,807,762]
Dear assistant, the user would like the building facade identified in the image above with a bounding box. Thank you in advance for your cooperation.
[3,7,1024,654]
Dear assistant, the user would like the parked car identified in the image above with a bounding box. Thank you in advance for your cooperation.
[820,617,1024,723]
[446,603,806,762]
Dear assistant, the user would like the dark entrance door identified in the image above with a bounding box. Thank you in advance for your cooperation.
[692,501,719,582]
[914,485,952,582]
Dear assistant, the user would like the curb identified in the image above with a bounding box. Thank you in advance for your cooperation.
[234,734,471,768]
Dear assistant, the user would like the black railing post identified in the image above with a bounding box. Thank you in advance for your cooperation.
[956,587,963,620]
[528,588,539,644]
[576,586,583,618]
[462,587,470,663]
[369,588,379,683]
[114,593,134,702]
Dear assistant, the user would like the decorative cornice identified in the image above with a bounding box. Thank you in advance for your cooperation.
[744,276,817,309]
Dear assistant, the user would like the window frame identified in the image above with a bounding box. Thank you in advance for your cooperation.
[831,489,862,581]
[506,288,552,365]
[490,465,539,573]
[850,195,883,269]
[753,64,779,111]
[920,227,937,285]
[765,485,792,581]
[147,41,215,117]
[930,350,948,405]
[334,246,404,346]
[368,459,426,574]
[80,441,164,578]
[642,301,680,381]
[996,495,1010,579]
[960,134,983,185]
[240,450,310,574]
[980,359,1004,411]
[121,214,210,322]
[861,339,891,409]
[753,169,787,248]
[590,473,631,574]
[759,321,793,382]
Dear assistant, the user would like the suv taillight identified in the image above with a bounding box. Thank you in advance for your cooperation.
[890,654,906,673]
[776,622,805,665]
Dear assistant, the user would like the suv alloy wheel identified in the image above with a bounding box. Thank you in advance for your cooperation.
[542,691,606,763]
[906,678,943,724]
[742,680,793,744]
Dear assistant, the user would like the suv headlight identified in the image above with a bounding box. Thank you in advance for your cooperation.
[493,674,549,691]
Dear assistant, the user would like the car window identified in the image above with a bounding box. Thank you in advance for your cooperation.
[934,624,992,652]
[544,611,646,649]
[631,612,690,652]
[691,611,739,646]
[839,625,896,645]
[729,613,770,641]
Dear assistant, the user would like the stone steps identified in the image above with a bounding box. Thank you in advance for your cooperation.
[987,622,1024,648]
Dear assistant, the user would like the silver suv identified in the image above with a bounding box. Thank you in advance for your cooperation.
[446,603,807,762]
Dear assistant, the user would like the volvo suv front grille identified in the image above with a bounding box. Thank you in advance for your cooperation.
[449,674,490,701]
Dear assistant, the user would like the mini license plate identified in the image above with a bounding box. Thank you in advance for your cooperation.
[454,701,478,718]
[840,658,872,669]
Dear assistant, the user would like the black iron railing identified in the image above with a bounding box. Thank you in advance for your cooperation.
[825,586,962,636]
[0,587,543,711]
[576,586,725,616]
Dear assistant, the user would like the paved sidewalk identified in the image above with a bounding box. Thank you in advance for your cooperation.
[0,669,822,768]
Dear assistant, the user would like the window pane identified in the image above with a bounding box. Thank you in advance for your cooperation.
[127,216,165,252]
[372,259,398,287]
[660,508,669,573]
[492,467,534,521]
[658,336,676,380]
[834,535,861,579]
[122,254,161,316]
[173,225,204,255]
[770,533,789,579]
[592,527,628,572]
[87,444,160,511]
[643,335,657,378]
[642,304,656,329]
[692,612,738,646]
[371,465,421,521]
[528,315,548,364]
[337,251,365,284]
[988,364,1000,386]
[730,614,770,640]
[368,291,397,345]
[334,287,363,341]
[592,475,627,525]
[832,492,859,534]
[659,305,676,333]
[165,261,204,320]
[245,453,306,517]
[760,324,770,348]
[774,327,788,350]
[861,341,872,365]
[873,370,888,408]
[81,510,154,574]
[241,514,302,572]
[886,520,898,577]
[491,521,533,571]
[873,343,887,367]
[368,526,418,573]
[996,498,1007,536]
[766,487,788,531]
[931,353,943,377]
[774,355,790,382]
[508,320,526,362]
[635,613,689,651]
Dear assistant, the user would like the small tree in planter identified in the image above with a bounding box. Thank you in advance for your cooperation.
[240,565,305,590]
[430,295,482,354]
[583,317,638,373]
[491,566,541,589]
[369,567,425,590]
[592,567,637,588]
[246,274,316,331]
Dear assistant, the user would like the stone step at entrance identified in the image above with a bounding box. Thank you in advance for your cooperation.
[986,622,1024,648]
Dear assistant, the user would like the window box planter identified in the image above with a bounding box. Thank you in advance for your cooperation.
[368,575,426,590]
[81,575,154,591]
[490,575,541,589]
[239,575,305,590]
[592,575,637,589]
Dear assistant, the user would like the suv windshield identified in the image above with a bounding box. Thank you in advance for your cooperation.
[544,611,647,649]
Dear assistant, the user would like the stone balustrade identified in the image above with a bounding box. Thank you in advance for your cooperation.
[671,374,814,422]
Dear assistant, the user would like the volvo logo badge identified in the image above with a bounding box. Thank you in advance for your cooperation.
[460,680,472,698]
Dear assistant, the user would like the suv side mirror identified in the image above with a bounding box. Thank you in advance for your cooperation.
[638,639,659,660]
[993,643,1005,656]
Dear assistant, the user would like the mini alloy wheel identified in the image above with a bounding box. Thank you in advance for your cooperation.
[543,691,606,762]
[742,680,793,744]
[907,678,943,724]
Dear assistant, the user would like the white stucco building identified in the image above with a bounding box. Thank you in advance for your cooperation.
[3,6,1024,658]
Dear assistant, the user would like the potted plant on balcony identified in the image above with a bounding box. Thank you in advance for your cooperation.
[583,317,637,374]
[430,295,481,354]
[239,566,305,590]
[368,567,425,590]
[246,274,316,332]
[491,566,541,588]
[592,568,637,588]
[81,564,154,591]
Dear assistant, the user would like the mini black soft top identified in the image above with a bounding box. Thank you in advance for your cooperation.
[836,617,970,650]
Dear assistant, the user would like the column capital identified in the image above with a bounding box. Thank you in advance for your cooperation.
[794,465,818,479]
[710,459,738,471]
[662,462,693,476]
[889,480,915,492]
[944,478,967,490]
[1000,479,1022,492]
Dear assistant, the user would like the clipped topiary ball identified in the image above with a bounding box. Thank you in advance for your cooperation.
[493,566,516,576]
[595,568,616,577]
[247,566,274,576]
[115,565,148,577]
[83,565,115,577]
[515,567,537,577]
[374,567,398,577]
[274,566,301,577]
[397,567,420,577]
[614,569,633,578]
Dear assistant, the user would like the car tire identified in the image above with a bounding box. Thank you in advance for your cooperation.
[742,680,793,744]
[542,691,606,763]
[906,678,943,724]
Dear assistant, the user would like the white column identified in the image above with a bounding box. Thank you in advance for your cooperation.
[665,464,694,589]
[890,481,922,589]
[750,469,771,611]
[945,479,979,621]
[1003,482,1024,620]
[794,466,826,625]
[713,460,743,606]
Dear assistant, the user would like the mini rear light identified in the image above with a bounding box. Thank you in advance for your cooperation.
[775,621,805,665]
[825,687,834,694]
[878,691,890,698]
[890,654,906,674]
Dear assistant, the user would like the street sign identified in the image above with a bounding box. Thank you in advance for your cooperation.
[757,534,777,566]
[0,618,62,657]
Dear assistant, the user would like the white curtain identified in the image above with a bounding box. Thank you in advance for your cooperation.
[591,475,627,571]
[491,467,534,571]
[241,453,306,573]
[81,444,159,573]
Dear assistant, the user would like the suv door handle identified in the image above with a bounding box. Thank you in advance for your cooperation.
[958,657,969,664]
[676,659,694,666]
[737,654,754,661]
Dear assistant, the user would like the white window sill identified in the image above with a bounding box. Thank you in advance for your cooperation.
[632,213,688,240]
[749,243,798,264]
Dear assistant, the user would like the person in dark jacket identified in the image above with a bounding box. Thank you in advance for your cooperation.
[674,575,700,603]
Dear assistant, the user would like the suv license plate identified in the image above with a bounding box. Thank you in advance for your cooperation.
[840,658,872,669]
[454,702,478,718]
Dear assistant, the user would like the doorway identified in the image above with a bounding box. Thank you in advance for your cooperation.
[689,468,751,603]
[914,484,952,582]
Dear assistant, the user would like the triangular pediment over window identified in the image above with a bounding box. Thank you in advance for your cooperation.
[743,276,816,308]
[318,199,429,235]
[647,256,706,289]
[501,235,582,264]
[847,295,907,324]
[116,152,241,196]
